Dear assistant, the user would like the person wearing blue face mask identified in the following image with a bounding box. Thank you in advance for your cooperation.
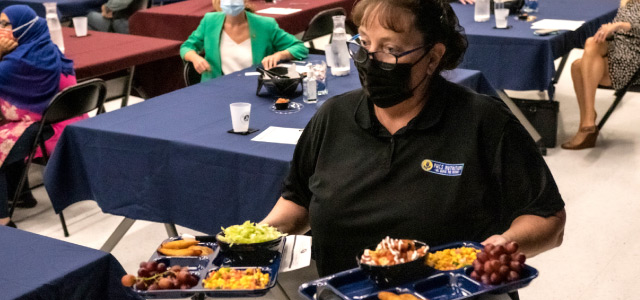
[0,5,79,228]
[180,0,308,83]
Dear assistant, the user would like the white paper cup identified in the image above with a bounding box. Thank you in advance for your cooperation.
[72,16,88,37]
[230,102,251,132]
[494,2,509,29]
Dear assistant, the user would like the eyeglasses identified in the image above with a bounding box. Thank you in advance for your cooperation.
[347,34,426,71]
[0,20,11,28]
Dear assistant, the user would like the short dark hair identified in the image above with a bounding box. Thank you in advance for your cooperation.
[352,0,467,73]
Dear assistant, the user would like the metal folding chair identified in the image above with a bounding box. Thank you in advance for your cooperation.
[8,79,107,237]
[597,66,640,130]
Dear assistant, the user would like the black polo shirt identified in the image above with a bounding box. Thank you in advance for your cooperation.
[282,75,564,277]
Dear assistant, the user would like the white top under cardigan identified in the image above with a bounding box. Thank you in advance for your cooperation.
[219,31,253,75]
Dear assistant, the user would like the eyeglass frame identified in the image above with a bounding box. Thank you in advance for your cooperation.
[347,34,428,71]
[0,20,12,28]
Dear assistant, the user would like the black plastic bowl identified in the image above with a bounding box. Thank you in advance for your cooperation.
[216,232,283,266]
[257,67,302,98]
[357,240,434,286]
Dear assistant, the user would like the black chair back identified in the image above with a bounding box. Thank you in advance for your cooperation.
[597,66,640,130]
[184,61,201,87]
[301,7,349,54]
[41,79,107,125]
[8,79,107,237]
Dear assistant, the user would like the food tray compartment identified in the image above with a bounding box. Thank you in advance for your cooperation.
[299,241,537,300]
[133,238,282,299]
[202,265,280,298]
[413,273,479,300]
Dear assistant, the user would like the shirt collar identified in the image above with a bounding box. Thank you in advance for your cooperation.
[354,75,449,134]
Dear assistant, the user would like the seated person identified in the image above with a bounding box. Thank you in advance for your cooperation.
[87,0,139,34]
[262,0,566,280]
[180,0,308,83]
[0,5,80,227]
[562,0,640,149]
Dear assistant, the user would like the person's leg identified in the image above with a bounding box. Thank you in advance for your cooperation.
[112,18,129,34]
[87,11,112,32]
[578,37,609,128]
[562,38,610,149]
[0,170,9,225]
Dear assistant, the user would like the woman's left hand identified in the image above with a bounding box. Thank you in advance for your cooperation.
[0,37,18,56]
[594,23,617,43]
[262,52,282,70]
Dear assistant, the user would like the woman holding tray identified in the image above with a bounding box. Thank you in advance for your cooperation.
[261,0,566,282]
[180,0,308,83]
[562,0,640,149]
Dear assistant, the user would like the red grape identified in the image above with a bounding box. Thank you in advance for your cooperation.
[514,253,526,264]
[177,271,190,284]
[148,261,158,271]
[157,263,167,273]
[148,283,159,291]
[483,261,494,273]
[170,265,182,273]
[490,272,503,285]
[121,274,136,287]
[505,241,519,254]
[135,281,147,291]
[138,268,151,278]
[158,278,173,289]
[476,251,488,263]
[489,246,504,258]
[484,244,495,253]
[490,260,501,272]
[508,270,521,282]
[472,260,484,273]
[481,273,491,285]
[498,265,510,277]
[470,270,480,280]
[509,261,523,273]
[188,275,199,286]
[499,253,511,265]
[180,284,191,290]
[139,262,148,269]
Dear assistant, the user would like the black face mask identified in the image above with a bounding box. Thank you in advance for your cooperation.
[354,52,429,108]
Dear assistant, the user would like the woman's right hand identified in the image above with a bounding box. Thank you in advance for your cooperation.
[0,37,18,56]
[190,55,211,74]
[593,23,617,43]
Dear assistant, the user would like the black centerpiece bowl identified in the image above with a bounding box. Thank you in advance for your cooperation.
[256,67,302,98]
[357,240,434,287]
[215,232,284,266]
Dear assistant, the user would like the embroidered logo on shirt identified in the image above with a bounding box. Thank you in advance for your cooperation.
[421,159,464,176]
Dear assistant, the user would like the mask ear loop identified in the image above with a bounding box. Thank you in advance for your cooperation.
[13,16,38,42]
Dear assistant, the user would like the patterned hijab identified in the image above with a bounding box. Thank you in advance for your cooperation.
[0,5,74,115]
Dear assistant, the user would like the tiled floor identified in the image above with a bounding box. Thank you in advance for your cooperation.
[9,48,640,300]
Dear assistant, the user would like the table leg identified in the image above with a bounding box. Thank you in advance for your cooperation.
[121,66,135,107]
[164,223,178,237]
[100,217,136,252]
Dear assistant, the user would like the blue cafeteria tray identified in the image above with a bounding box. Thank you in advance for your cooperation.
[133,238,282,298]
[299,241,538,300]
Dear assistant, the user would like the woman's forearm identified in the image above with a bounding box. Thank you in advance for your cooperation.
[614,22,632,33]
[183,50,199,63]
[261,197,310,235]
[501,209,566,257]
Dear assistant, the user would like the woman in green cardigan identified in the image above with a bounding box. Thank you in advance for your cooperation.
[180,0,308,83]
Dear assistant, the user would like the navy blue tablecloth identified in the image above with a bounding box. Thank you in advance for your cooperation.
[453,0,619,92]
[0,226,140,300]
[0,0,103,19]
[44,58,497,235]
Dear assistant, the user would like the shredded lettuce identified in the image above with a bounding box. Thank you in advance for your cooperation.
[219,221,284,244]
